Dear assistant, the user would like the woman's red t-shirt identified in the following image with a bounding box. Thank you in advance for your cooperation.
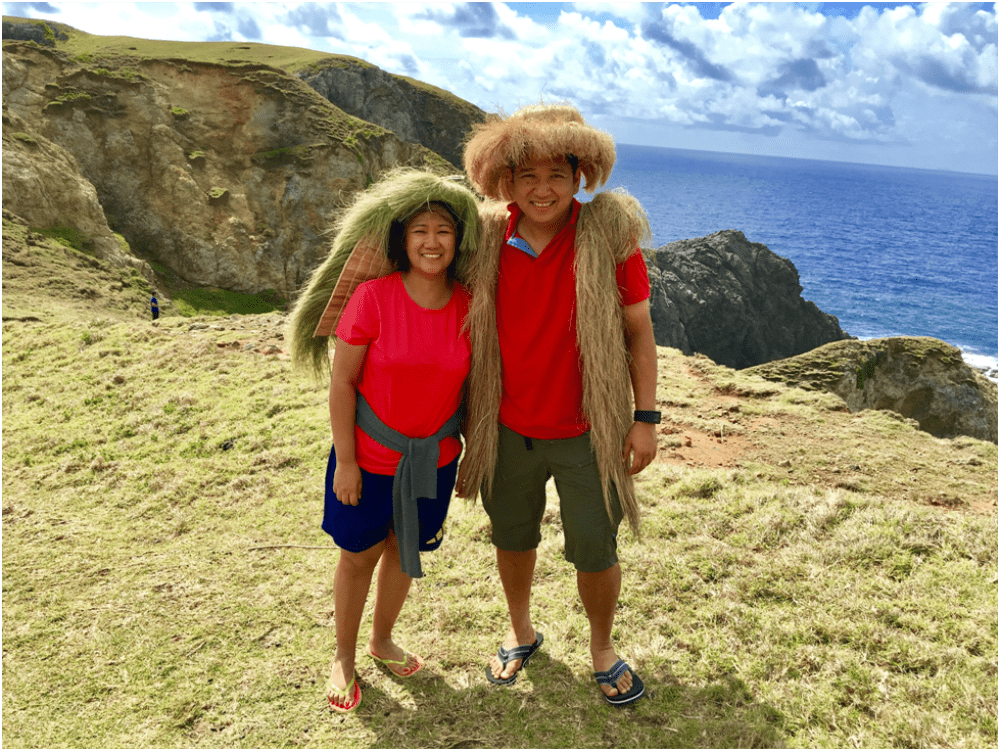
[336,272,471,475]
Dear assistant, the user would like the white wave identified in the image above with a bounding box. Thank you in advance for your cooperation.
[961,351,999,383]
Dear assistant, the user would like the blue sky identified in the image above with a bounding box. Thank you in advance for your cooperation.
[4,2,997,174]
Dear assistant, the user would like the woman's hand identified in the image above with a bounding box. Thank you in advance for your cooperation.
[333,461,363,506]
[455,458,471,498]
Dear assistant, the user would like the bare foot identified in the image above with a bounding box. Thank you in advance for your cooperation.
[593,645,632,698]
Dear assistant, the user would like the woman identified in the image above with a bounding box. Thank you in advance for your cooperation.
[288,170,480,713]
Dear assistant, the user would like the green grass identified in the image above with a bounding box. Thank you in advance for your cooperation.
[3,16,334,71]
[2,215,997,748]
[31,224,94,254]
[170,287,285,317]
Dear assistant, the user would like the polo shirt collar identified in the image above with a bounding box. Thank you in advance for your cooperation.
[505,199,582,258]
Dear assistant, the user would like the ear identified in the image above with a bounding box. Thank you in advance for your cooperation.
[572,170,582,195]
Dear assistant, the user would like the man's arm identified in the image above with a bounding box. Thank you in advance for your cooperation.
[623,298,657,475]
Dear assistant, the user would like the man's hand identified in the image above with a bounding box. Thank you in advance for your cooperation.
[623,421,657,475]
[333,461,363,506]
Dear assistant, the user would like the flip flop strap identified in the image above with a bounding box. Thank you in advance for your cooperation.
[374,652,407,666]
[327,675,357,699]
[497,642,535,665]
[594,659,629,686]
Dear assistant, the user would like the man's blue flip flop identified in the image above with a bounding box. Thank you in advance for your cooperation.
[485,632,544,685]
[594,659,645,706]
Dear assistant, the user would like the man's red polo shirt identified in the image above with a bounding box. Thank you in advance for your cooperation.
[497,199,651,439]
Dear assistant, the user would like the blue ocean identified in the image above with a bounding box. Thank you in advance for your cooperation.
[605,144,998,378]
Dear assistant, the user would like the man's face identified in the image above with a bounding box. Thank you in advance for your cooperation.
[510,157,580,231]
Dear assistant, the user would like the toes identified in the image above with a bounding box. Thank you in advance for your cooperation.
[618,671,633,693]
[490,656,520,679]
[598,673,631,697]
[500,660,520,679]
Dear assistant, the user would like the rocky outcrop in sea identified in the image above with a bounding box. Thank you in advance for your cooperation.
[647,230,853,369]
[747,336,998,443]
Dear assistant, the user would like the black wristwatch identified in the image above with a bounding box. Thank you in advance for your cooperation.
[634,410,661,424]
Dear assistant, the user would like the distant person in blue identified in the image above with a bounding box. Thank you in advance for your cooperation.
[150,292,159,320]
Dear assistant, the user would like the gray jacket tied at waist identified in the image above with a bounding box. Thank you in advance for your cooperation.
[355,392,463,578]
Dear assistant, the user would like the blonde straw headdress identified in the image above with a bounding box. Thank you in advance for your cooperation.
[463,103,617,201]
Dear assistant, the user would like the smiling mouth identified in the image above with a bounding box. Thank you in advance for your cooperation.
[422,253,443,259]
[531,201,556,209]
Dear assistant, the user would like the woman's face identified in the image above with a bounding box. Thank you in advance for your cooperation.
[404,209,457,278]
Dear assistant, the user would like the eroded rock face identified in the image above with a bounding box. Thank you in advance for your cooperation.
[647,230,853,369]
[748,337,998,443]
[298,59,486,170]
[2,110,142,270]
[2,42,445,299]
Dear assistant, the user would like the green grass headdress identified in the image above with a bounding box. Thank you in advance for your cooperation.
[287,169,481,379]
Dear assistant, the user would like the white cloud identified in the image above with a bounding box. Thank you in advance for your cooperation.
[2,0,995,172]
[571,2,645,26]
[853,3,997,94]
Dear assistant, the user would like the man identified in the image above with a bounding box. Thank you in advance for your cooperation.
[457,104,659,706]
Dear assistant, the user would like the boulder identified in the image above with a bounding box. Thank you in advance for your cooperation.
[1,18,69,46]
[647,230,853,369]
[747,337,998,443]
[298,58,486,170]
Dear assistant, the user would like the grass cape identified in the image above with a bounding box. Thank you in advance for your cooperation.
[287,169,481,380]
[461,102,652,533]
[461,192,653,536]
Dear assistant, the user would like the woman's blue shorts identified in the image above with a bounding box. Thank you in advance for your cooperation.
[321,446,458,554]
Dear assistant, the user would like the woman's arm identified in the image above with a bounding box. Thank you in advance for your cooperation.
[329,340,368,505]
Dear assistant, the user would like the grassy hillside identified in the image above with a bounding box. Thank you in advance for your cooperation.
[4,16,367,71]
[2,218,997,748]
[2,16,469,115]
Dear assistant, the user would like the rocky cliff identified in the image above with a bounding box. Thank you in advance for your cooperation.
[648,230,853,369]
[2,110,143,271]
[297,58,486,170]
[3,19,853,374]
[748,337,998,443]
[1,21,467,300]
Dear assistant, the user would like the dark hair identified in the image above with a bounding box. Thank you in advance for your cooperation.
[508,153,580,179]
[387,201,464,279]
